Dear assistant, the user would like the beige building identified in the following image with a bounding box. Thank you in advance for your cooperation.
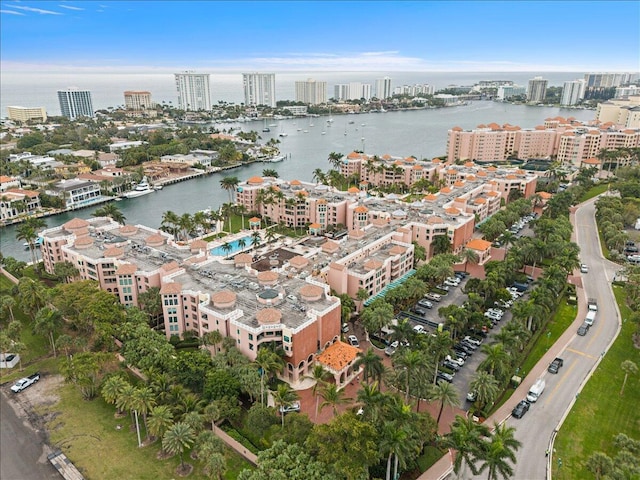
[596,95,640,128]
[7,106,47,123]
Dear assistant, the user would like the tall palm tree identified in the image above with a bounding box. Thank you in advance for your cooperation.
[477,422,522,480]
[0,295,16,322]
[461,248,480,273]
[162,422,195,471]
[93,203,126,225]
[479,343,511,380]
[147,405,173,442]
[16,223,38,265]
[203,403,221,433]
[470,372,500,413]
[379,423,412,480]
[429,331,453,384]
[116,383,138,435]
[250,230,262,249]
[272,383,299,428]
[34,307,62,357]
[306,364,330,419]
[255,348,283,406]
[395,349,426,402]
[219,176,239,203]
[319,383,351,417]
[620,360,638,395]
[429,380,459,426]
[133,387,157,441]
[101,375,129,414]
[202,330,223,356]
[356,382,386,424]
[439,414,490,477]
[160,210,180,240]
[353,348,386,386]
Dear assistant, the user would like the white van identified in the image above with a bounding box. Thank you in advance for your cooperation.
[526,378,546,403]
[585,310,597,326]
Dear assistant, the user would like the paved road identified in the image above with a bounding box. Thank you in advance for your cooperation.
[502,197,621,479]
[0,390,58,480]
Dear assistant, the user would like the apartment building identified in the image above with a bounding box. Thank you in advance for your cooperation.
[47,179,103,209]
[124,91,154,110]
[527,77,548,103]
[561,80,586,106]
[375,77,392,100]
[242,73,276,108]
[597,95,640,128]
[57,88,94,120]
[0,189,41,222]
[39,216,343,384]
[175,72,211,111]
[6,106,47,123]
[295,79,327,105]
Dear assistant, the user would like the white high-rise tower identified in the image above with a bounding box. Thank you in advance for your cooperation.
[242,73,276,107]
[174,72,211,111]
[57,88,94,120]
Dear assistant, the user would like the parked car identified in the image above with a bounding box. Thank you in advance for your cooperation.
[455,344,474,355]
[341,323,350,333]
[454,271,469,279]
[444,279,459,287]
[445,354,465,366]
[418,299,433,309]
[413,325,426,335]
[446,276,461,284]
[484,311,501,321]
[487,308,504,317]
[425,293,442,302]
[412,306,427,316]
[577,322,590,336]
[580,263,588,273]
[348,335,360,347]
[442,360,461,372]
[384,341,399,356]
[512,400,530,419]
[466,391,477,402]
[436,371,454,383]
[463,336,482,347]
[548,357,564,374]
[453,348,469,360]
[279,401,301,414]
[435,284,450,292]
[458,340,478,351]
[11,373,40,393]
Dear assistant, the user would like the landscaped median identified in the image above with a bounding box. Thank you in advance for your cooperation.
[552,286,640,479]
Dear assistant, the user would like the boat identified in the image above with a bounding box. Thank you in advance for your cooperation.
[268,123,277,127]
[278,132,288,137]
[24,237,43,249]
[303,130,309,133]
[267,155,285,163]
[153,184,164,190]
[348,121,355,124]
[262,119,270,132]
[321,130,326,135]
[123,177,154,198]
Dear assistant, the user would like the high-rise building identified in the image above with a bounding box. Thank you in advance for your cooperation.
[7,106,47,123]
[174,72,211,111]
[57,88,94,120]
[242,73,276,107]
[334,84,350,101]
[584,72,639,88]
[295,79,327,105]
[496,85,526,101]
[561,80,586,106]
[527,77,548,103]
[375,77,392,99]
[124,91,154,110]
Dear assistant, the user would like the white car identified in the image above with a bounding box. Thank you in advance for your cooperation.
[446,277,461,285]
[463,336,482,347]
[348,335,360,347]
[580,264,588,273]
[444,279,459,287]
[279,401,301,413]
[445,354,465,366]
[487,308,504,317]
[413,325,426,334]
[485,311,501,321]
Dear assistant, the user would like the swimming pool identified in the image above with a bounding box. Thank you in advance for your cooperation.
[210,236,251,256]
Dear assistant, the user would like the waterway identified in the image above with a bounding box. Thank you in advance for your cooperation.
[1,102,594,262]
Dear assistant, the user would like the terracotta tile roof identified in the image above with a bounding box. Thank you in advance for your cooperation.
[119,225,138,235]
[162,261,180,272]
[249,217,261,222]
[322,240,340,253]
[299,284,323,300]
[257,271,279,283]
[445,207,460,215]
[247,176,264,184]
[354,206,368,213]
[116,264,137,275]
[440,187,452,194]
[474,198,487,205]
[0,175,17,183]
[290,179,302,185]
[451,126,463,131]
[212,290,236,306]
[5,188,39,198]
[256,308,282,324]
[146,234,166,246]
[364,259,383,270]
[538,191,553,199]
[160,282,182,295]
[464,162,475,167]
[412,165,423,170]
[234,253,253,265]
[104,247,124,258]
[347,151,361,159]
[74,236,94,247]
[317,341,360,371]
[190,240,208,251]
[389,245,406,255]
[424,194,438,201]
[453,181,465,187]
[487,191,499,197]
[64,218,89,230]
[583,158,600,165]
[289,256,309,268]
[349,229,366,239]
[466,238,492,251]
[309,223,321,228]
[348,187,360,193]
[427,216,444,225]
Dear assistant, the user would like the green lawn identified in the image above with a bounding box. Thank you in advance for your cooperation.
[578,183,609,203]
[40,382,253,480]
[552,286,640,479]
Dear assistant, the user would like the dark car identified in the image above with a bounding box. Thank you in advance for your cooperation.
[577,323,590,336]
[453,348,469,360]
[412,306,427,316]
[437,371,454,383]
[442,360,461,372]
[512,400,530,419]
[548,357,564,374]
[454,271,469,278]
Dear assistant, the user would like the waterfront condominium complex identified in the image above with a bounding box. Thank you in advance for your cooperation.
[375,76,392,99]
[527,77,548,103]
[57,88,94,120]
[124,91,154,110]
[174,72,211,111]
[6,106,47,123]
[295,79,327,105]
[584,72,639,89]
[242,73,276,107]
[561,79,586,106]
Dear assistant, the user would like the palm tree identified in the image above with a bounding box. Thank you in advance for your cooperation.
[162,422,195,472]
[93,203,126,224]
[221,241,232,258]
[178,213,194,241]
[429,381,459,426]
[272,383,299,428]
[16,223,38,265]
[395,349,426,402]
[356,382,386,423]
[356,288,369,311]
[133,387,157,441]
[620,360,638,395]
[439,414,490,477]
[379,422,412,480]
[235,204,248,231]
[0,296,16,322]
[250,230,262,249]
[306,364,330,419]
[219,176,239,203]
[147,405,173,442]
[202,330,223,356]
[262,168,278,178]
[160,210,180,240]
[102,375,129,414]
[479,343,511,380]
[34,307,62,357]
[469,371,500,412]
[500,231,516,254]
[183,410,204,435]
[203,403,221,432]
[318,383,351,417]
[116,383,138,433]
[477,422,522,480]
[429,331,453,383]
[461,248,480,273]
[353,348,386,386]
[255,348,283,406]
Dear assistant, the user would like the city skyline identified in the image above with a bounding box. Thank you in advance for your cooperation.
[1,1,639,73]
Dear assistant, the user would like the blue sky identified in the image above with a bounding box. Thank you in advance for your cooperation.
[1,1,639,72]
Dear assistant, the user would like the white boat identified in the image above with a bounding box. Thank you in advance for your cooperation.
[268,155,285,163]
[24,237,43,248]
[279,132,288,137]
[123,177,154,198]
[153,184,164,190]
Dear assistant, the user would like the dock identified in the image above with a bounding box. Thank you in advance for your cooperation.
[47,450,85,480]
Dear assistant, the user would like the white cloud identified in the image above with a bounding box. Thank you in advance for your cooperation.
[1,9,26,15]
[9,5,63,14]
[58,4,84,11]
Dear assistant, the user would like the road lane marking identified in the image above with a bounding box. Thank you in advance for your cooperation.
[565,347,596,360]
[544,360,579,405]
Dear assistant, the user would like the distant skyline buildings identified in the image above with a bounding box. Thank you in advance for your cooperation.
[527,77,548,103]
[174,72,211,111]
[57,88,94,120]
[242,73,276,108]
[6,106,47,123]
[124,91,154,110]
[295,78,327,105]
[376,77,393,100]
[561,79,586,106]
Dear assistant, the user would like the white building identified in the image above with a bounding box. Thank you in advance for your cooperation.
[347,82,372,101]
[242,73,276,108]
[615,85,640,98]
[57,88,94,120]
[295,79,327,105]
[561,79,586,106]
[49,179,103,209]
[497,85,526,100]
[7,106,47,123]
[375,77,392,99]
[527,77,548,103]
[334,84,350,101]
[175,72,211,111]
[124,91,154,110]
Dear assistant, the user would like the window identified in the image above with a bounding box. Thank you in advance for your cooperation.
[248,334,253,340]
